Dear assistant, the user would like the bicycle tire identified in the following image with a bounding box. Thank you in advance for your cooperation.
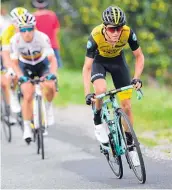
[1,91,12,142]
[37,130,40,154]
[17,88,24,132]
[106,133,123,179]
[37,96,44,160]
[117,108,146,184]
[103,112,123,179]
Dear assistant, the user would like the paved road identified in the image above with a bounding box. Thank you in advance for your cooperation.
[1,107,172,189]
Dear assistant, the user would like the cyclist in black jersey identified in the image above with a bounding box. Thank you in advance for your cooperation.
[82,6,144,166]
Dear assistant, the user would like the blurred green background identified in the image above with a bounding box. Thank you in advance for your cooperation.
[1,0,172,147]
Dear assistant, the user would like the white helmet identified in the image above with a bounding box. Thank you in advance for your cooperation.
[10,7,28,23]
[17,13,36,28]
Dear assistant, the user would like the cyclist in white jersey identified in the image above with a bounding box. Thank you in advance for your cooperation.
[10,12,58,143]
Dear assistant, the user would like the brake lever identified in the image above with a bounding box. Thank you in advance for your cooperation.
[136,89,143,100]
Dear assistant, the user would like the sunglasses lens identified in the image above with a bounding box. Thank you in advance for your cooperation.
[107,27,115,32]
[20,27,34,32]
[106,27,122,32]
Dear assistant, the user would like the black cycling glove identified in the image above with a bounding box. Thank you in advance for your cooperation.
[131,78,143,88]
[85,93,95,105]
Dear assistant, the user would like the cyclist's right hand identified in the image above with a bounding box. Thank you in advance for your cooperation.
[18,76,29,84]
[85,93,95,105]
[131,78,142,90]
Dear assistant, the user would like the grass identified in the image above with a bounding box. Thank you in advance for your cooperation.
[132,87,172,132]
[54,68,172,146]
[138,137,158,147]
[155,129,172,143]
[53,68,85,106]
[131,86,172,146]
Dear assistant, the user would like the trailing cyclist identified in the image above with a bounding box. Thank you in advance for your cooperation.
[82,6,144,166]
[10,12,58,143]
[1,7,29,116]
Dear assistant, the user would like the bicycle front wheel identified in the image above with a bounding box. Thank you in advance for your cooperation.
[103,110,123,179]
[36,96,44,160]
[17,88,24,132]
[106,135,123,179]
[117,108,146,184]
[1,92,12,142]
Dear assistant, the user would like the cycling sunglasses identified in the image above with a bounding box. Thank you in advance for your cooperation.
[19,27,34,33]
[106,26,123,33]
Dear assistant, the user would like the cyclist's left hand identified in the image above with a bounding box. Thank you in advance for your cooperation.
[131,78,142,90]
[45,73,57,81]
[85,93,96,105]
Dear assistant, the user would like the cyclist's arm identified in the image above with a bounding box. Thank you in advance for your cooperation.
[132,48,144,79]
[10,37,23,78]
[1,28,13,68]
[11,59,22,78]
[43,35,57,75]
[128,29,144,79]
[1,50,11,68]
[83,35,97,96]
[48,54,57,75]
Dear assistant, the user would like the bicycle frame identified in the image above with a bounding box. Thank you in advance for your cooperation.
[33,79,47,129]
[101,95,126,156]
[94,85,143,156]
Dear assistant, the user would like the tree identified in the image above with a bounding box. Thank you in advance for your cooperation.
[1,0,172,84]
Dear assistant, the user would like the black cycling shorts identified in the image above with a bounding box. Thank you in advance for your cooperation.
[91,52,131,89]
[19,58,49,79]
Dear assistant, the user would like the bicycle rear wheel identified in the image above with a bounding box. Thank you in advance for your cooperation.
[117,108,146,184]
[1,91,12,142]
[37,96,44,160]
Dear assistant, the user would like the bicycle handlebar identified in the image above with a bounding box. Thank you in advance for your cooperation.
[31,78,58,92]
[18,77,58,92]
[95,85,143,100]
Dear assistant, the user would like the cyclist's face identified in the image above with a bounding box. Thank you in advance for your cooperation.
[20,27,34,42]
[105,25,123,41]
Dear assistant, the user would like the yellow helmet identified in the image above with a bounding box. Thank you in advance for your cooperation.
[10,7,28,23]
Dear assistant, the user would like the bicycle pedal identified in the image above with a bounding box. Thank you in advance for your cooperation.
[25,137,32,145]
[100,144,109,155]
[10,122,16,126]
[128,145,134,151]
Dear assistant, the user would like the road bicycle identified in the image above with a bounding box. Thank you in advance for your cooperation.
[92,85,146,184]
[30,77,48,160]
[28,76,57,160]
[1,69,21,142]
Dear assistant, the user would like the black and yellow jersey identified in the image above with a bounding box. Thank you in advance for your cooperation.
[1,24,16,51]
[86,24,139,59]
